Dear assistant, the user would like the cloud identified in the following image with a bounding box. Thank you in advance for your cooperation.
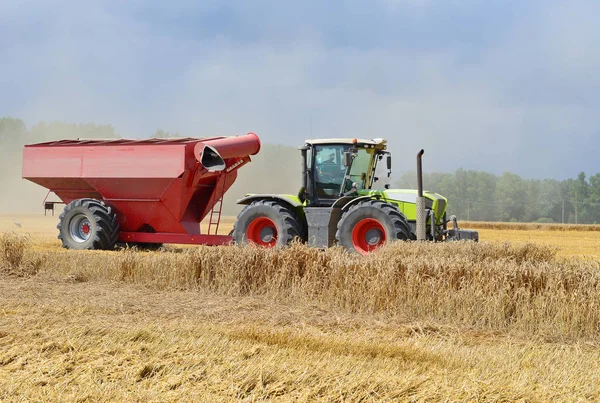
[1,0,599,180]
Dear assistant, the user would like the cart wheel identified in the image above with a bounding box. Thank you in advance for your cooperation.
[57,199,119,250]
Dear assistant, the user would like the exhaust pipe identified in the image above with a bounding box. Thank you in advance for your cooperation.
[416,149,426,241]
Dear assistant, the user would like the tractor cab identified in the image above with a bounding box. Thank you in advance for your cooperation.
[300,138,391,207]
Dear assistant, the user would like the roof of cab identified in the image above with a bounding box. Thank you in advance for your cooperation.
[304,138,387,146]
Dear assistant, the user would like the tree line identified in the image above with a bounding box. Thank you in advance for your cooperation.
[396,169,600,224]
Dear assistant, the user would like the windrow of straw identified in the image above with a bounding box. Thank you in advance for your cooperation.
[5,236,600,342]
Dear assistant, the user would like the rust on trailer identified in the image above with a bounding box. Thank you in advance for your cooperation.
[22,132,261,246]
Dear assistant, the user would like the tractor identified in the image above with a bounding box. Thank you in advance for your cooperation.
[233,138,478,254]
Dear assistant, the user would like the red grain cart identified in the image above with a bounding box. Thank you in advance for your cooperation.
[22,133,261,250]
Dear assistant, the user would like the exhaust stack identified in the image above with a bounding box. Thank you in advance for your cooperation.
[416,149,426,241]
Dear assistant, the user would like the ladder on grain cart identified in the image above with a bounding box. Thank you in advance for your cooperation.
[207,173,227,236]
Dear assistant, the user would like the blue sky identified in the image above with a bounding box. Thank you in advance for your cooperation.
[1,0,599,179]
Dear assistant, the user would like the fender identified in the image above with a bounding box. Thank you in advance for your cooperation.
[332,195,377,212]
[237,194,303,208]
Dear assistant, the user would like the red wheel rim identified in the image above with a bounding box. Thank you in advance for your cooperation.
[351,218,386,255]
[246,217,278,247]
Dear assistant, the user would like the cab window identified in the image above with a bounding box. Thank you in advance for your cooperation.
[314,145,346,198]
[348,149,371,189]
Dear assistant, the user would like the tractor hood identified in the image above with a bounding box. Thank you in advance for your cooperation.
[358,189,447,224]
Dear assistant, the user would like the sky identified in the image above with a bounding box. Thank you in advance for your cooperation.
[1,0,599,179]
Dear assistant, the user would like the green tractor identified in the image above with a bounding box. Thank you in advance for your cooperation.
[233,138,478,254]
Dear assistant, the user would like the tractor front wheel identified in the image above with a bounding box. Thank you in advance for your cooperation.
[233,200,304,247]
[57,198,119,250]
[336,200,410,255]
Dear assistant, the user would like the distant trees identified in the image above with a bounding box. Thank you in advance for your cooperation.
[396,169,600,224]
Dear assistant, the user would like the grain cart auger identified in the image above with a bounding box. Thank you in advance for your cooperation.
[22,133,261,250]
[233,138,478,254]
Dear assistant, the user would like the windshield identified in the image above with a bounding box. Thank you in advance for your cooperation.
[313,145,373,199]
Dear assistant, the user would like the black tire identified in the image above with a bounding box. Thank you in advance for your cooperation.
[57,198,119,250]
[125,224,163,250]
[336,200,411,254]
[233,200,304,247]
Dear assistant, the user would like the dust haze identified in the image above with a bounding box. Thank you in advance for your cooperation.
[0,147,46,213]
[224,145,301,215]
[0,122,120,213]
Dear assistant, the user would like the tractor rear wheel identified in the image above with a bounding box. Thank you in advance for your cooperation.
[57,198,119,250]
[233,200,304,247]
[336,200,410,255]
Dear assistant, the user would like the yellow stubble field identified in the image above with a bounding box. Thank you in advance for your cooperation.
[2,213,600,402]
[472,228,600,260]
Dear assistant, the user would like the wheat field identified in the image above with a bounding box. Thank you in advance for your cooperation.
[2,214,600,402]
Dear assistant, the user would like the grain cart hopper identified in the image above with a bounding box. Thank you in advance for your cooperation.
[232,138,478,254]
[22,133,261,250]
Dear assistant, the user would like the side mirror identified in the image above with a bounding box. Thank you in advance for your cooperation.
[343,152,353,167]
[386,154,392,170]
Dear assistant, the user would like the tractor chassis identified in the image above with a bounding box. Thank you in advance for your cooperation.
[304,207,343,248]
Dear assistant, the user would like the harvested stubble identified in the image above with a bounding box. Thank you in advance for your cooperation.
[4,233,600,401]
[5,234,600,342]
[460,220,600,232]
[5,277,599,402]
[0,232,45,277]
